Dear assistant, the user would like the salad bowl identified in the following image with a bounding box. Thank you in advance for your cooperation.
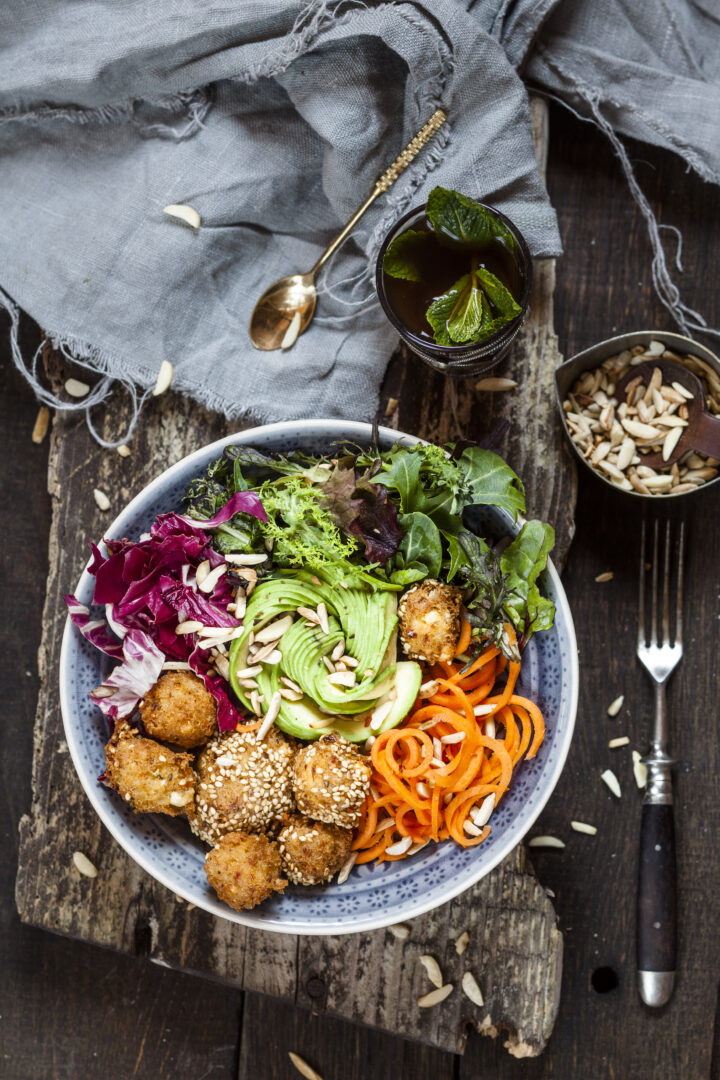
[60,420,578,935]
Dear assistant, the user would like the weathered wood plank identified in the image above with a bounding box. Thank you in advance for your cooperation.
[16,97,565,1059]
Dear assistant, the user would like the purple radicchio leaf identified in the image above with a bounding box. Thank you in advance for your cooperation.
[189,644,247,732]
[65,595,125,658]
[173,491,267,529]
[90,629,165,720]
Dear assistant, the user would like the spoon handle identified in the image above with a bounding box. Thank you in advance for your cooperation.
[374,109,447,193]
[311,109,447,275]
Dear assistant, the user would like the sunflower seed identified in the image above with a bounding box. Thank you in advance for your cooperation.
[607,694,624,717]
[527,835,565,849]
[601,768,622,798]
[385,836,413,856]
[163,203,201,229]
[570,820,597,835]
[152,360,174,397]
[316,602,330,634]
[472,793,496,828]
[455,930,470,956]
[336,852,357,885]
[418,984,454,1008]
[608,736,630,748]
[461,971,484,1007]
[72,851,98,878]
[93,488,111,511]
[419,955,444,988]
[65,377,90,398]
[288,1052,323,1080]
[31,405,51,444]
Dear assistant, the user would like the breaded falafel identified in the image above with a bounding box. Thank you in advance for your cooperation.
[278,813,353,885]
[292,733,370,828]
[190,726,296,844]
[140,670,217,749]
[397,578,463,664]
[104,721,196,815]
[204,832,287,911]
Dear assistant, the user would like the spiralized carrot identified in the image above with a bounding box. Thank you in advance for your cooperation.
[351,624,546,863]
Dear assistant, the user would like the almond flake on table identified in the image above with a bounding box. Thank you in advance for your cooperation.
[288,1052,324,1080]
[595,571,614,582]
[388,923,410,940]
[152,360,174,397]
[31,406,50,444]
[93,488,111,511]
[419,955,444,989]
[570,820,598,835]
[527,835,565,849]
[461,971,484,1007]
[601,768,622,798]
[418,984,454,1008]
[163,203,201,229]
[72,851,98,878]
[116,443,131,457]
[65,377,90,398]
[607,694,624,717]
[632,750,648,789]
[608,736,630,748]
[455,930,470,956]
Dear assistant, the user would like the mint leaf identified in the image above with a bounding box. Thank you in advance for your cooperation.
[446,278,484,343]
[500,521,555,637]
[476,267,522,319]
[382,229,431,282]
[426,187,515,249]
[426,275,468,346]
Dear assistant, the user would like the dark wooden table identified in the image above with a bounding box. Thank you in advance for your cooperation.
[3,102,720,1079]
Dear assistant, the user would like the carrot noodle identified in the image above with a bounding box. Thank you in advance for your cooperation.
[352,624,546,863]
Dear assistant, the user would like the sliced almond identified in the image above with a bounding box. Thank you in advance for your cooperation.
[607,694,624,717]
[570,820,597,835]
[370,699,394,731]
[152,360,174,397]
[234,665,263,679]
[197,563,227,594]
[388,923,410,940]
[288,1052,323,1080]
[175,619,203,635]
[281,311,302,351]
[336,852,357,885]
[672,380,694,400]
[662,426,683,462]
[116,443,131,457]
[65,377,90,398]
[385,836,413,856]
[224,552,268,566]
[297,606,320,624]
[621,418,663,440]
[195,559,211,586]
[527,835,565,849]
[93,488,111,512]
[316,602,330,634]
[256,690,282,740]
[455,930,470,956]
[163,203,201,229]
[31,405,51,444]
[254,615,293,643]
[601,768,622,798]
[72,851,98,878]
[326,670,356,688]
[461,971,484,1007]
[440,731,466,744]
[595,571,614,583]
[471,793,496,828]
[608,736,630,748]
[632,750,648,789]
[475,377,518,392]
[418,984,454,1008]
[419,955,443,989]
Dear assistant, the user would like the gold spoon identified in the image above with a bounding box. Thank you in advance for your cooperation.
[249,109,447,351]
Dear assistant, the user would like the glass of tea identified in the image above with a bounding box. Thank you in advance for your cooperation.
[375,194,532,377]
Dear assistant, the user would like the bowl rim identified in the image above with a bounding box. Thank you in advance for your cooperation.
[555,329,720,501]
[59,419,578,935]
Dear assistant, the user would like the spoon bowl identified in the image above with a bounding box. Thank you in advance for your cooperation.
[250,273,317,351]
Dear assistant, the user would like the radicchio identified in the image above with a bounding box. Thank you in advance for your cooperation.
[90,629,165,720]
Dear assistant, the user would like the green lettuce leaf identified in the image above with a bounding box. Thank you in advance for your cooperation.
[454,446,526,519]
[397,511,443,579]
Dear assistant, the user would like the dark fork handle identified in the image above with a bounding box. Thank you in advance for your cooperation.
[637,799,677,1006]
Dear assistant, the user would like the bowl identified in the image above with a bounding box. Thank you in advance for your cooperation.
[555,330,720,501]
[375,203,533,377]
[60,420,578,935]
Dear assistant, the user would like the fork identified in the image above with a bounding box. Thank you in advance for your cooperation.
[636,518,685,1008]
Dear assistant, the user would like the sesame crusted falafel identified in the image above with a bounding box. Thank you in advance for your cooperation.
[292,733,371,828]
[397,579,463,664]
[190,726,296,845]
[204,831,287,911]
[278,813,353,886]
[140,670,217,749]
[104,721,196,815]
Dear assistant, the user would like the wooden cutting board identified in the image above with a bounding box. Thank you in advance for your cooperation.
[15,97,576,1058]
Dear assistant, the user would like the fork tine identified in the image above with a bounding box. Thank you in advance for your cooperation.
[638,517,647,649]
[676,521,685,646]
[650,519,659,646]
[662,521,671,645]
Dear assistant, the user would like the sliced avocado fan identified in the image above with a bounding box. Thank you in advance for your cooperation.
[228,569,421,742]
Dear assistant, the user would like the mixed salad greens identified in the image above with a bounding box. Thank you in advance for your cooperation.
[67,440,554,740]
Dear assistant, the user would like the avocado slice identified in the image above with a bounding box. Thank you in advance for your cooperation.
[228,569,421,741]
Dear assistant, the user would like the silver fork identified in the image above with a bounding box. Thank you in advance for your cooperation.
[636,518,685,1008]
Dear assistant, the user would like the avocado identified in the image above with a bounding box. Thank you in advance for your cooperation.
[228,570,421,741]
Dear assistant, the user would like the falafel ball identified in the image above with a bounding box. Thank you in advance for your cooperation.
[397,578,463,664]
[292,733,371,828]
[190,726,296,845]
[278,813,353,885]
[104,721,196,815]
[140,670,217,749]
[204,831,287,911]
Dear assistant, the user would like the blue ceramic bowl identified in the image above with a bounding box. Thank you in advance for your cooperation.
[60,420,578,934]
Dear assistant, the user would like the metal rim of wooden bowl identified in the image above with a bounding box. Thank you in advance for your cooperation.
[554,330,720,502]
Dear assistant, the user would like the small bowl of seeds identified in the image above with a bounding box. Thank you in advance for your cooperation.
[555,330,720,499]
